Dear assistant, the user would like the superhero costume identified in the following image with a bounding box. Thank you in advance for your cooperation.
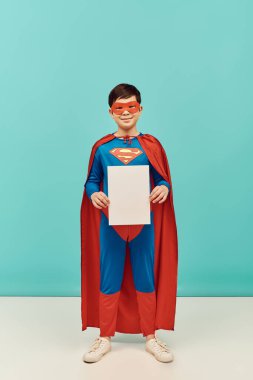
[80,131,178,336]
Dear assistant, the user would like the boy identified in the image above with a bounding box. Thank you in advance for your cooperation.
[80,83,178,363]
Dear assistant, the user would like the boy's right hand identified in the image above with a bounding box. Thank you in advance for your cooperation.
[91,192,110,209]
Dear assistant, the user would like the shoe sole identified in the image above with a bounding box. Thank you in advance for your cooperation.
[145,346,174,363]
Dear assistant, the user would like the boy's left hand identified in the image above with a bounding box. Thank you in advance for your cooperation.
[149,185,169,204]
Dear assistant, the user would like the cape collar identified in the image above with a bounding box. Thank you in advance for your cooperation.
[111,132,143,145]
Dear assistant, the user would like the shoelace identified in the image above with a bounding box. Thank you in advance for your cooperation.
[150,337,170,352]
[156,337,169,349]
[88,338,106,353]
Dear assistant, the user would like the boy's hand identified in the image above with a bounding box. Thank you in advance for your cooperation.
[149,185,169,204]
[91,192,110,209]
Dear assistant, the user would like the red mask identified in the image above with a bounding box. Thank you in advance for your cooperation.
[110,101,140,115]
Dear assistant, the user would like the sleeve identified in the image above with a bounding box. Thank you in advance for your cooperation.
[150,163,170,191]
[84,149,103,200]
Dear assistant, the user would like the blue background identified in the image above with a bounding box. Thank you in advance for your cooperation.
[0,0,252,295]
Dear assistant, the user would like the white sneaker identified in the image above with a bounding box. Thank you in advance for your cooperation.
[82,337,111,363]
[145,336,174,363]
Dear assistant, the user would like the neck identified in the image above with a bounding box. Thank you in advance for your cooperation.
[114,126,139,137]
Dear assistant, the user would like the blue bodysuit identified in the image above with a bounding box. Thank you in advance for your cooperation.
[85,132,170,199]
[84,132,170,337]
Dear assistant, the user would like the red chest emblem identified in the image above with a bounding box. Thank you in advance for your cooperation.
[109,147,143,164]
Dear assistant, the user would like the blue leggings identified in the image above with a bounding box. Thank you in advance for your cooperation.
[99,211,157,337]
[100,211,155,293]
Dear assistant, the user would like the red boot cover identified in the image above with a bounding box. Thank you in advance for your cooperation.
[99,290,121,337]
[135,290,157,337]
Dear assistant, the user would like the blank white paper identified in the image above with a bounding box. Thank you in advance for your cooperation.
[108,165,151,225]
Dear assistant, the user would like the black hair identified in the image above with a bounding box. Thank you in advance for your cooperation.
[108,83,141,107]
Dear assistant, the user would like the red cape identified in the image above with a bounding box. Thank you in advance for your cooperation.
[80,133,178,333]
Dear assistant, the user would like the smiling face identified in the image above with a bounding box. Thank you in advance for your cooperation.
[109,95,143,131]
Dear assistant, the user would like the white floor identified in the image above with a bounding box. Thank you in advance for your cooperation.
[0,297,252,380]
